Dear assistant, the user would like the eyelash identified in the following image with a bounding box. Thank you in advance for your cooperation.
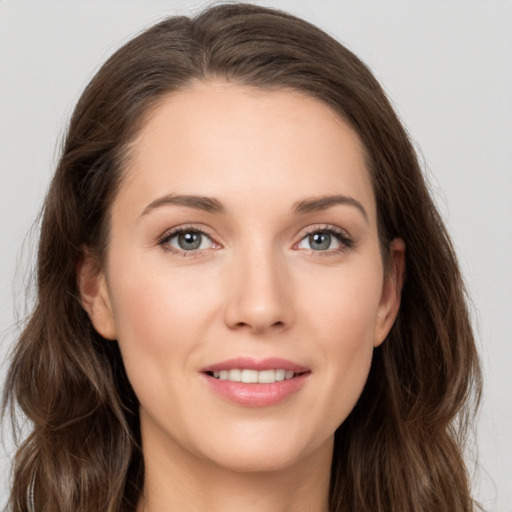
[158,225,215,258]
[298,225,354,255]
[157,224,354,258]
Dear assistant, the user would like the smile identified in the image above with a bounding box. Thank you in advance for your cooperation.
[201,357,311,407]
[210,369,296,383]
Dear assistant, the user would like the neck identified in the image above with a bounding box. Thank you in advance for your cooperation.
[137,426,332,512]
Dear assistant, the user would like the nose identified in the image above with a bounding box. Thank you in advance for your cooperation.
[223,244,294,335]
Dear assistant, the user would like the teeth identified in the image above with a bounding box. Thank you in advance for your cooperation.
[242,369,258,383]
[257,370,275,383]
[211,369,297,383]
[228,368,241,381]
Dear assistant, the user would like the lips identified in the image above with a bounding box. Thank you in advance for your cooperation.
[202,357,309,373]
[201,357,311,407]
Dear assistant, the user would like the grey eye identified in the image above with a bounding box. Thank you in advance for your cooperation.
[177,232,203,250]
[308,232,332,251]
[166,231,214,251]
[298,231,342,251]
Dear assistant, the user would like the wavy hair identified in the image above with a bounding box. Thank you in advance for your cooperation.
[3,3,481,511]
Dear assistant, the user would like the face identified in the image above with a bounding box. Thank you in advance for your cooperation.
[80,81,404,475]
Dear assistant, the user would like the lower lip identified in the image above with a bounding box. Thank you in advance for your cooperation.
[202,373,310,407]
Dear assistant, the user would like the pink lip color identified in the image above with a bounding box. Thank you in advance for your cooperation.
[201,357,310,408]
[201,357,309,373]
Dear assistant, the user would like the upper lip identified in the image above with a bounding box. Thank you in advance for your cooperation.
[201,357,310,373]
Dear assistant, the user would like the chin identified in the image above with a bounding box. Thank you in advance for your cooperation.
[195,431,332,475]
[208,450,304,474]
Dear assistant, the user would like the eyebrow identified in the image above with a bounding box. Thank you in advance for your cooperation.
[140,194,225,217]
[292,195,368,223]
[140,193,368,222]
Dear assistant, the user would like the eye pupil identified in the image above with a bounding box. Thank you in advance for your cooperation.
[178,232,202,250]
[309,232,331,250]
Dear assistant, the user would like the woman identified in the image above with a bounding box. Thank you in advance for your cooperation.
[2,3,481,511]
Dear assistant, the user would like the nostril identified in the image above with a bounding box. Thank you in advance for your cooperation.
[231,320,286,333]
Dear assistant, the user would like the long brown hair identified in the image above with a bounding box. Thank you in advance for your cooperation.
[3,3,481,511]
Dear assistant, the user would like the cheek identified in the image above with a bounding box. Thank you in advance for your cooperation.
[300,262,382,422]
[107,256,220,373]
[105,257,224,441]
[303,259,383,346]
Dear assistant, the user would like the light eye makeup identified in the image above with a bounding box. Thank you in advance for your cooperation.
[157,223,354,258]
[294,225,354,255]
[158,225,220,257]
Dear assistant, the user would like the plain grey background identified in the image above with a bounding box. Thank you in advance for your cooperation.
[1,0,511,509]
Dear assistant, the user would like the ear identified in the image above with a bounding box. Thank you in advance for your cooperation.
[374,237,406,347]
[77,250,117,340]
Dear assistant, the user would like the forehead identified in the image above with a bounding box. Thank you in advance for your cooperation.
[120,81,375,220]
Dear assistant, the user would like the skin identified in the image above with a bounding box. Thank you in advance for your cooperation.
[79,81,405,512]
